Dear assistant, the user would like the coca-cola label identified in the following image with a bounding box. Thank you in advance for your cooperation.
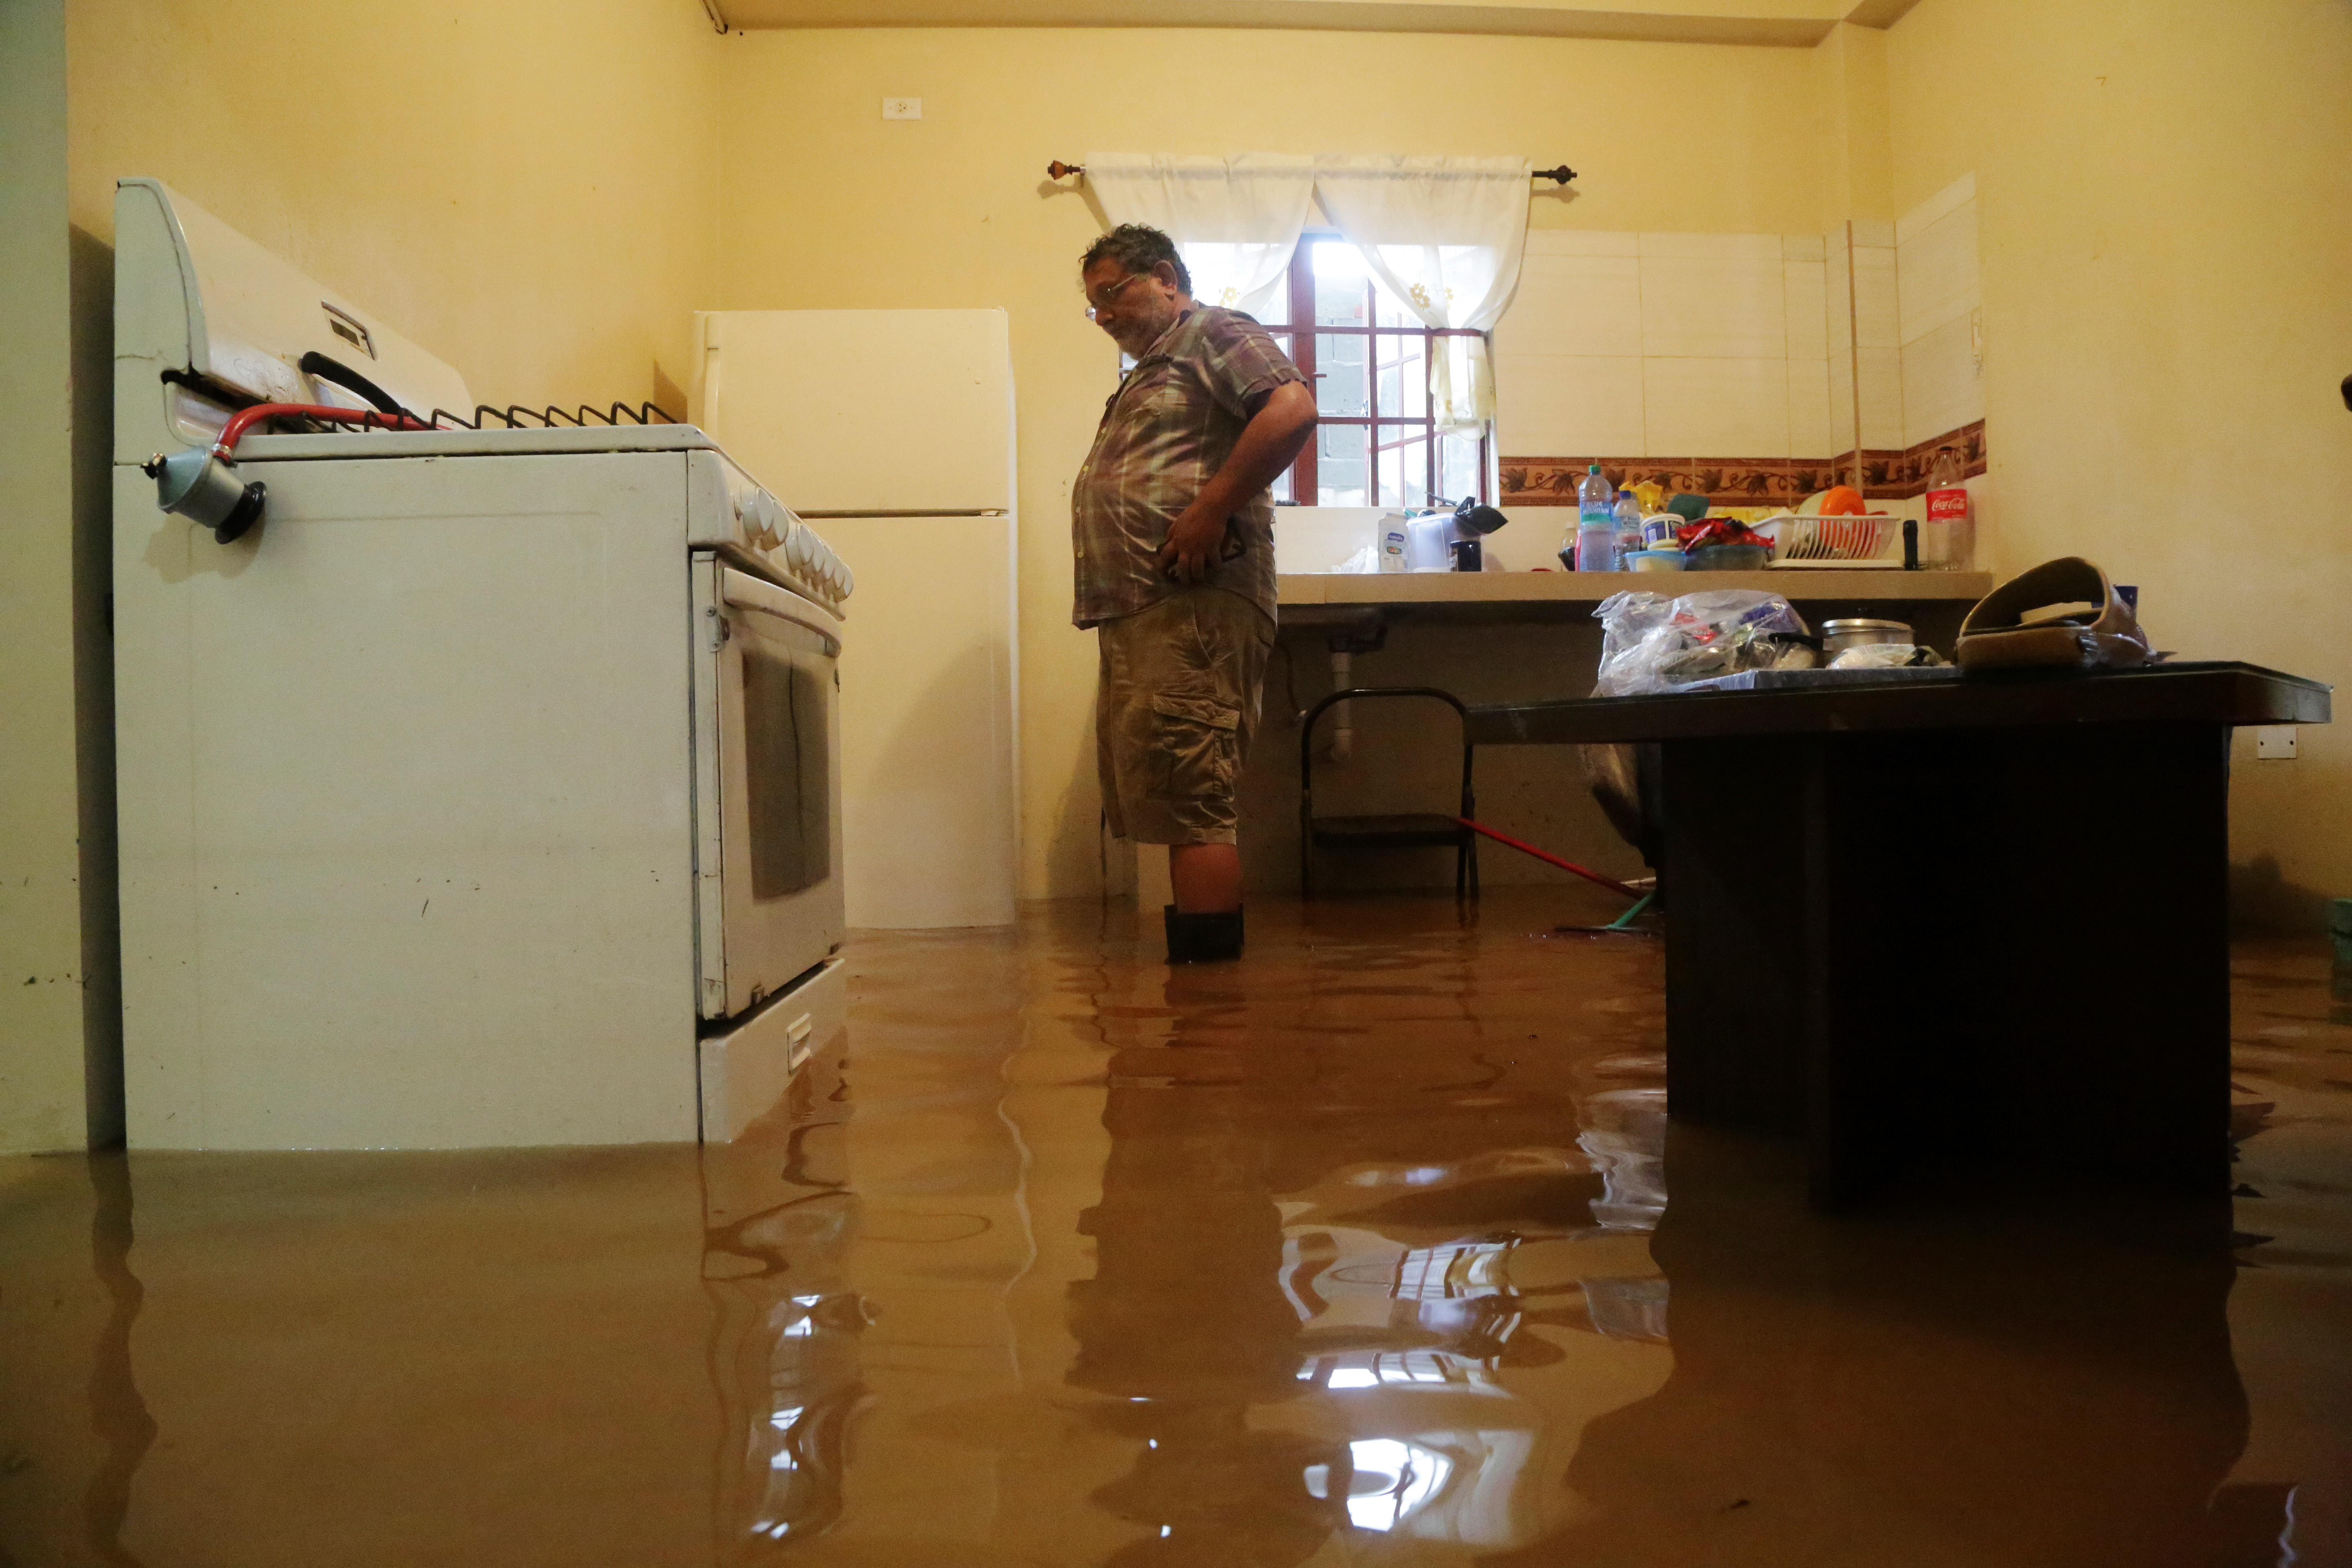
[1927,487,1969,520]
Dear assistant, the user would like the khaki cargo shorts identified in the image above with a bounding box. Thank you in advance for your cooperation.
[1096,586,1276,846]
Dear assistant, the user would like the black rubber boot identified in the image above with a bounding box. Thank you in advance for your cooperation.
[1163,904,1245,964]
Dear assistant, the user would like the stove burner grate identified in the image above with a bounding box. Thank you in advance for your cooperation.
[160,369,678,435]
[439,401,681,430]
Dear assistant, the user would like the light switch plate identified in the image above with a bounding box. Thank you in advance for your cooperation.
[2256,725,2298,760]
[882,96,921,120]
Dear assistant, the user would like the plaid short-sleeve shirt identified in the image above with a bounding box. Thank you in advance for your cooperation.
[1070,306,1305,629]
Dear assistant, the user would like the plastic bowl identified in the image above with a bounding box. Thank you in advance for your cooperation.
[1689,543,1770,571]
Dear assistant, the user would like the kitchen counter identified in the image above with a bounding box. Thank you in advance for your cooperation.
[1279,569,1994,624]
[1245,567,1996,899]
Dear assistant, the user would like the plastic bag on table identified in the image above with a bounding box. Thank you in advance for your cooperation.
[1827,642,1945,670]
[1592,588,1812,697]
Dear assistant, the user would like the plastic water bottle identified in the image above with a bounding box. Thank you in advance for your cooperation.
[1923,445,1973,570]
[1575,464,1616,571]
[1612,490,1644,568]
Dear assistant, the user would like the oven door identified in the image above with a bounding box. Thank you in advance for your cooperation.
[692,556,846,1020]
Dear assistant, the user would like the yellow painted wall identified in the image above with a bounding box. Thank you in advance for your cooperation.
[5,0,726,1152]
[1,0,92,1154]
[66,0,724,413]
[1885,0,2352,918]
[710,26,1829,898]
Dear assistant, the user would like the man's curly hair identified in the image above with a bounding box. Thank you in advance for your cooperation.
[1080,223,1191,295]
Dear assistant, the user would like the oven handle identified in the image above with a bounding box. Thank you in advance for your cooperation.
[719,566,842,655]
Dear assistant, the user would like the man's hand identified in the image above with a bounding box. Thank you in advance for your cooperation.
[1158,499,1229,583]
[1154,380,1318,584]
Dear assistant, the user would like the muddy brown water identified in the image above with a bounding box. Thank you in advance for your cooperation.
[2,891,2346,1566]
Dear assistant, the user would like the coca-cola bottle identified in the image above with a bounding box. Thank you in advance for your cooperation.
[1923,445,1973,569]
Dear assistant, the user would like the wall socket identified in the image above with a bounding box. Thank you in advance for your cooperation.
[882,97,921,120]
[2256,725,2299,760]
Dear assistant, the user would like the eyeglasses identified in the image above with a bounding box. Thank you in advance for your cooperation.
[1083,272,1152,322]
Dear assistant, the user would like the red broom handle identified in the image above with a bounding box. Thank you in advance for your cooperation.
[1454,817,1640,898]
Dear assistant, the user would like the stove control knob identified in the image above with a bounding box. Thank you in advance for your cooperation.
[755,490,788,552]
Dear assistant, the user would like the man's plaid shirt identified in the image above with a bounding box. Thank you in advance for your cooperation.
[1070,306,1305,629]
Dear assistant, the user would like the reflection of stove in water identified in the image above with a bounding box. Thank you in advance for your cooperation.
[702,1069,870,1559]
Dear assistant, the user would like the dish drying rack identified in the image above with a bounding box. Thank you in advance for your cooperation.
[1758,513,1905,567]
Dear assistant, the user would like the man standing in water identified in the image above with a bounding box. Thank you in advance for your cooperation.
[1072,224,1317,963]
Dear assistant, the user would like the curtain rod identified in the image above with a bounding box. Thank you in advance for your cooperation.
[1046,161,1576,184]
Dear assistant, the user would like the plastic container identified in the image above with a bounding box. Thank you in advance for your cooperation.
[1405,513,1454,570]
[1689,543,1769,571]
[1575,464,1616,571]
[1626,548,1687,572]
[1377,513,1408,573]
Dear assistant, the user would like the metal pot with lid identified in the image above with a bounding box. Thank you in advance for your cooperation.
[1820,617,1913,654]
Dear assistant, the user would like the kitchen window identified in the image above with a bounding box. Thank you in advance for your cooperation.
[1256,237,1490,508]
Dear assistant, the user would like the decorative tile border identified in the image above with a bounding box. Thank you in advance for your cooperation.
[1501,421,1987,509]
[1846,419,1987,499]
[1499,457,1848,509]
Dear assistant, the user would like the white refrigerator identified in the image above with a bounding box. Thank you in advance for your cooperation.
[692,310,1019,930]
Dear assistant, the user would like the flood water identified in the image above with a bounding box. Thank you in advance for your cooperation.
[3,890,2347,1566]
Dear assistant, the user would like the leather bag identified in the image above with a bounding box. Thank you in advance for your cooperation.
[1957,557,2156,672]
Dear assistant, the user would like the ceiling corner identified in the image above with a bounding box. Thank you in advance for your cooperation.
[1841,0,1925,28]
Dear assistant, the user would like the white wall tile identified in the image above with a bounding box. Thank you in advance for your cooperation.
[1828,350,1857,455]
[1526,228,1639,258]
[1495,253,1641,358]
[1849,217,1896,249]
[1852,246,1901,350]
[1788,358,1834,458]
[1644,357,1790,457]
[1856,345,1904,449]
[1782,233,1827,261]
[1901,313,1984,447]
[1640,255,1786,359]
[1826,245,1853,355]
[1897,199,1979,346]
[1896,171,1976,247]
[1783,261,1829,360]
[1637,231,1785,261]
[1494,353,1645,455]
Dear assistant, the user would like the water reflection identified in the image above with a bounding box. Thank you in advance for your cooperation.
[703,1051,870,1559]
[1516,1127,2260,1566]
[1067,929,1673,1559]
[85,1152,155,1568]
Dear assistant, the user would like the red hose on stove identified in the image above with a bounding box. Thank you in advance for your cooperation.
[1453,817,1640,898]
[210,403,430,459]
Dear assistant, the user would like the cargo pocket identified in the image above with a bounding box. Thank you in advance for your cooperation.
[1147,693,1241,802]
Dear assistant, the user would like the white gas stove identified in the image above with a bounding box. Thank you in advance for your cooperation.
[112,178,852,1147]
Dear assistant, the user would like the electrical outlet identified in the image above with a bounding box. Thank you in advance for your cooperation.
[2256,726,2299,760]
[882,96,921,120]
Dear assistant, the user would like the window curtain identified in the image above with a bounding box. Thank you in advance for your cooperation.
[1082,152,1315,323]
[1310,155,1532,436]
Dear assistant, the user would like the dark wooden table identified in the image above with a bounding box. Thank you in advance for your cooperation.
[1469,662,2332,1207]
